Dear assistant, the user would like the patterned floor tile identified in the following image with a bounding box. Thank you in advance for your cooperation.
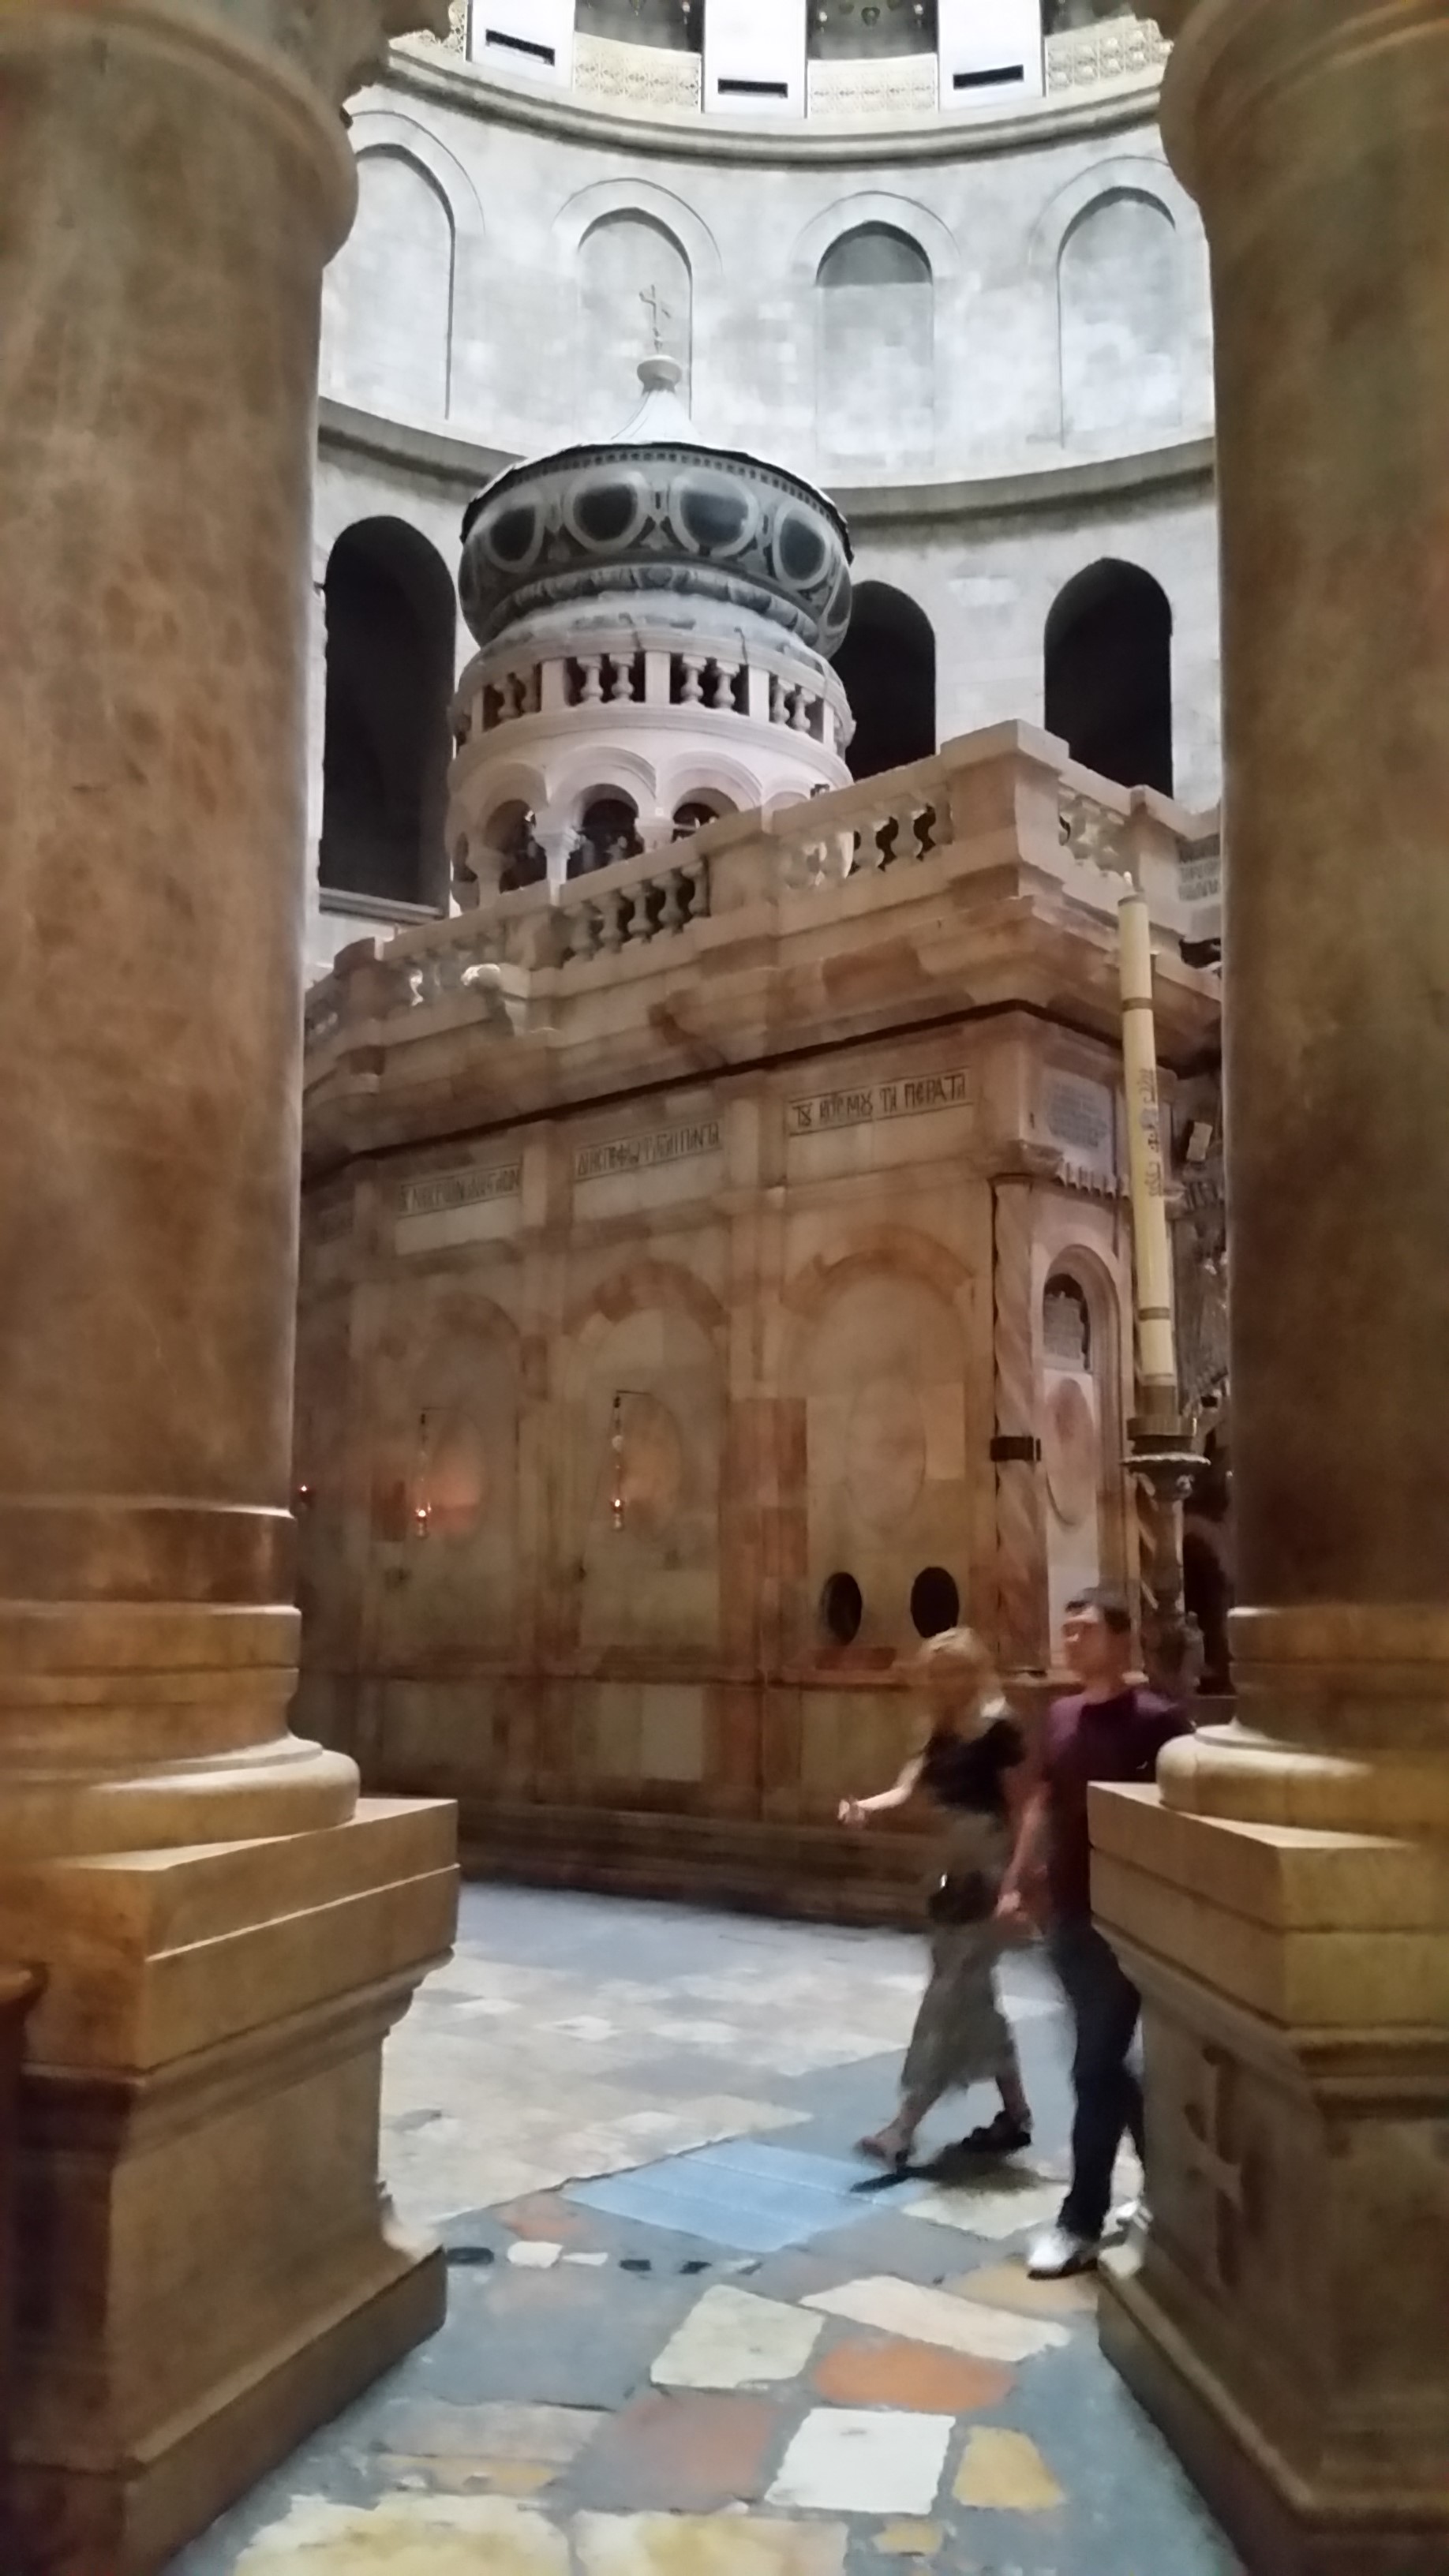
[232,2496,570,2573]
[651,2284,824,2390]
[803,2277,1069,2363]
[571,2139,910,2255]
[573,2512,849,2574]
[372,2400,604,2473]
[811,2334,1014,2414]
[768,2409,952,2517]
[872,2525,945,2560]
[950,2257,1099,2320]
[903,2174,1063,2244]
[570,2390,784,2512]
[953,2425,1066,2511]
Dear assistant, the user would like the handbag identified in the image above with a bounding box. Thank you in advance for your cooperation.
[927,1868,995,1926]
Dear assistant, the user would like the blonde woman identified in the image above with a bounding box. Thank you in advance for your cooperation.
[841,1627,1033,2171]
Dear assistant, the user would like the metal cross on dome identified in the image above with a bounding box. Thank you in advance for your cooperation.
[640,284,672,352]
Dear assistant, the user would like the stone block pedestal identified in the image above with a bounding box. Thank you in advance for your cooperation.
[1094,1784,1449,2576]
[0,1799,456,2576]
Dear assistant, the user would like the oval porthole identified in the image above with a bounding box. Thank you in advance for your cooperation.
[820,1571,863,1646]
[910,1566,960,1639]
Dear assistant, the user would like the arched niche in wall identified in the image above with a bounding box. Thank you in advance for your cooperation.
[320,519,456,909]
[321,147,455,421]
[570,792,644,877]
[817,223,934,468]
[578,211,693,425]
[833,581,937,782]
[1041,1265,1111,1645]
[565,1267,725,1677]
[1045,559,1174,797]
[1059,189,1181,442]
[783,1234,973,1675]
[368,1285,524,1666]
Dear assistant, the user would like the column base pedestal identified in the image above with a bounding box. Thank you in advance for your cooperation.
[1102,2248,1449,2576]
[1091,1784,1449,2576]
[0,1797,458,2576]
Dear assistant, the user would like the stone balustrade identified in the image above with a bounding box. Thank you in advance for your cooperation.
[453,643,844,754]
[305,727,1217,1055]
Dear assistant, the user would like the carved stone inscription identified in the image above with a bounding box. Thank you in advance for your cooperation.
[788,1069,971,1136]
[574,1120,721,1185]
[399,1164,522,1220]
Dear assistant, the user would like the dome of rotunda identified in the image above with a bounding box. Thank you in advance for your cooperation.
[459,354,854,662]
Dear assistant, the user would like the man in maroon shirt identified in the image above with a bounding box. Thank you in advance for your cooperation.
[998,1588,1189,2278]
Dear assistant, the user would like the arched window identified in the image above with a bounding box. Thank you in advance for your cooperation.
[1045,561,1174,797]
[832,582,936,782]
[672,794,736,838]
[320,151,455,421]
[571,795,644,878]
[817,225,934,467]
[482,801,545,894]
[319,520,456,910]
[579,213,693,425]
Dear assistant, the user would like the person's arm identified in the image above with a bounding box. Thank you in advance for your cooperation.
[839,1754,923,1828]
[997,1777,1048,1919]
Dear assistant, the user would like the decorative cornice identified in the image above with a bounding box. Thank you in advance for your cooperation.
[383,39,1165,168]
[317,401,1215,528]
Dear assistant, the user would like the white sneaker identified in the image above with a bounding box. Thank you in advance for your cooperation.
[1027,2222,1101,2279]
[1110,2195,1148,2237]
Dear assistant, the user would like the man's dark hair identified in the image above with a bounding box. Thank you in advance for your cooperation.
[1065,1587,1134,1638]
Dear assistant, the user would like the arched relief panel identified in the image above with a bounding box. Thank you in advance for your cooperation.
[1060,192,1181,441]
[556,182,719,432]
[781,1234,975,1657]
[563,1265,726,1688]
[1039,1250,1124,1641]
[1026,156,1194,447]
[322,125,473,421]
[366,1282,523,1664]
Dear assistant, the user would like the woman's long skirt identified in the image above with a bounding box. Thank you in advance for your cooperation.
[900,1813,1019,2110]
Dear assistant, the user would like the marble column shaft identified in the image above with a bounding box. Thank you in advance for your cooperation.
[1094,9,1449,2568]
[0,0,434,1854]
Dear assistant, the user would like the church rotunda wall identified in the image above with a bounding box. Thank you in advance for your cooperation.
[308,20,1221,973]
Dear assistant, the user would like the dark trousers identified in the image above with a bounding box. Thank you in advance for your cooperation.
[1047,1917,1144,2238]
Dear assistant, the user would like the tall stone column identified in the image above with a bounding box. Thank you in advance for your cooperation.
[1091,7,1449,2570]
[0,5,456,2567]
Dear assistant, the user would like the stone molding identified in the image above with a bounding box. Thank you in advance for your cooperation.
[385,35,1167,165]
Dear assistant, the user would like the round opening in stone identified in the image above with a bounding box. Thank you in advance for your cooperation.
[677,479,751,556]
[910,1566,960,1638]
[820,1571,864,1645]
[777,511,829,586]
[487,504,539,567]
[573,479,642,546]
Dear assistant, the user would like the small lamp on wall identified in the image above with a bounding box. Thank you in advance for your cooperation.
[410,1410,437,1540]
[608,1391,651,1533]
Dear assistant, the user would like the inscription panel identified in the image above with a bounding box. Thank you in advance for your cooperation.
[1043,1073,1118,1180]
[788,1069,971,1139]
[574,1120,721,1185]
[395,1161,522,1256]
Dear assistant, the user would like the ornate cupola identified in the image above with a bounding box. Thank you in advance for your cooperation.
[448,354,854,900]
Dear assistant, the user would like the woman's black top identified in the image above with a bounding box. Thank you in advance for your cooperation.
[919,1716,1024,1820]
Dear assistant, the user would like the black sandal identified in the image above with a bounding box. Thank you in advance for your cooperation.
[959,2110,1033,2156]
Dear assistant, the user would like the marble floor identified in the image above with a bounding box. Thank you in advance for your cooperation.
[170,1885,1241,2575]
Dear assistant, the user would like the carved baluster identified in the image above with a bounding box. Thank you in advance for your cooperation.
[679,857,707,922]
[567,900,598,963]
[599,888,627,953]
[788,686,812,733]
[680,655,706,706]
[608,653,633,704]
[579,657,604,706]
[657,868,684,934]
[770,676,788,725]
[711,658,740,713]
